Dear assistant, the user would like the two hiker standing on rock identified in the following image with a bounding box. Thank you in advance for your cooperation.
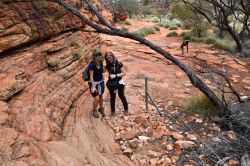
[86,49,128,118]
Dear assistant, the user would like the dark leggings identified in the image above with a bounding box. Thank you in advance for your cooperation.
[109,84,128,113]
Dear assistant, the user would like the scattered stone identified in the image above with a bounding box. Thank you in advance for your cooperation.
[138,135,150,141]
[166,144,173,151]
[174,141,196,149]
[195,118,203,123]
[120,129,139,141]
[120,145,126,151]
[157,158,164,165]
[228,159,239,166]
[149,158,158,165]
[187,134,197,141]
[139,159,147,164]
[128,138,139,149]
[171,132,184,140]
[148,150,160,158]
[123,148,132,154]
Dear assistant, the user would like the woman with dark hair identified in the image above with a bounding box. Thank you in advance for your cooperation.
[105,52,128,116]
[88,49,106,118]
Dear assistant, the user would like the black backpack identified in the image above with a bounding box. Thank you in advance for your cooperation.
[82,64,90,81]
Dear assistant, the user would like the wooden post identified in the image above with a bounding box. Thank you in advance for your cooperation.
[145,77,148,111]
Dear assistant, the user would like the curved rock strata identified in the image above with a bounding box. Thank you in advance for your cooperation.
[0,1,132,165]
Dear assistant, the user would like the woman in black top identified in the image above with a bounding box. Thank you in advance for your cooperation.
[105,52,128,116]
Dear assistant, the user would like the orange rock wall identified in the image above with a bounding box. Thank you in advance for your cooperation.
[0,0,85,53]
[0,0,107,165]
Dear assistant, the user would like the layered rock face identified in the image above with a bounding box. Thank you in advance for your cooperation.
[0,1,131,165]
[0,0,86,53]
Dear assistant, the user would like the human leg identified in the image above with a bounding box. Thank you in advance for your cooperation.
[109,89,116,115]
[118,85,128,113]
[98,94,105,116]
[92,96,99,118]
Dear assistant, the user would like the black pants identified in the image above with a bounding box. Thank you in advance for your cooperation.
[109,84,128,113]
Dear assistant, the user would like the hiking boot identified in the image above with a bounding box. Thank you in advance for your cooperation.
[98,107,106,117]
[93,110,99,118]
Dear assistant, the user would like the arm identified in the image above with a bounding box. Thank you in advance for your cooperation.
[117,67,125,77]
[89,70,96,93]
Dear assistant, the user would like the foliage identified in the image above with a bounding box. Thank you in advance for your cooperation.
[166,31,178,37]
[132,26,159,37]
[121,26,128,32]
[125,20,131,25]
[186,95,218,116]
[141,5,154,17]
[213,40,236,53]
[104,0,141,18]
[170,1,210,37]
[169,25,178,30]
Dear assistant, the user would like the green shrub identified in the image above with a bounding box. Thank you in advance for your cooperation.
[191,36,205,43]
[167,31,178,37]
[132,30,146,37]
[204,36,217,44]
[132,26,159,37]
[125,21,131,25]
[153,26,160,31]
[150,17,160,23]
[213,40,236,53]
[169,25,178,30]
[157,21,171,28]
[242,48,250,57]
[182,24,191,30]
[183,32,191,40]
[176,23,182,27]
[121,26,128,32]
[186,95,218,116]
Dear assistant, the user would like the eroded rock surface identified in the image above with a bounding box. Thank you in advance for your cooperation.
[0,1,132,165]
[0,0,88,53]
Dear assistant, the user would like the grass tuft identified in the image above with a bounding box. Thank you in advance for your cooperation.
[186,95,218,116]
[166,31,178,37]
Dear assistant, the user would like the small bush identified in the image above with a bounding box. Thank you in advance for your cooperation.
[186,95,218,116]
[132,30,146,37]
[132,26,159,37]
[157,21,171,28]
[125,21,131,25]
[204,36,217,45]
[182,24,191,30]
[176,23,182,27]
[182,32,191,40]
[153,26,160,31]
[191,36,205,43]
[121,26,128,32]
[167,31,178,37]
[169,25,178,30]
[242,48,250,56]
[213,40,236,53]
[150,17,160,23]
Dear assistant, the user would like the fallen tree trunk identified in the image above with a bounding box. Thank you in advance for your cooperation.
[55,0,237,117]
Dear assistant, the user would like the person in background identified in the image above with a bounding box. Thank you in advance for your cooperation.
[105,52,128,116]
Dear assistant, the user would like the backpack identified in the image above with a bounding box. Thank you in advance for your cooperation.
[82,64,90,81]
